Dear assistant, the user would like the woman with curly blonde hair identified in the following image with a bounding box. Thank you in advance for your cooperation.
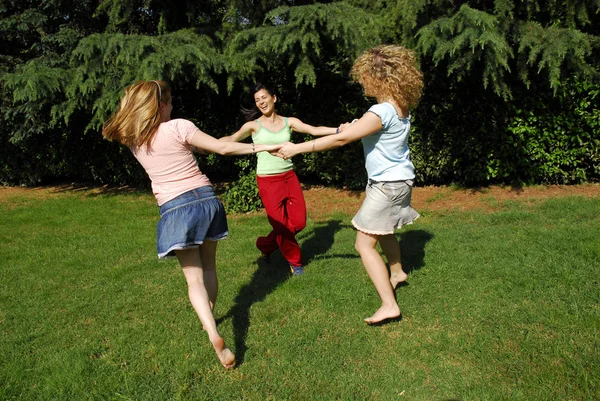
[278,45,423,325]
[103,80,282,368]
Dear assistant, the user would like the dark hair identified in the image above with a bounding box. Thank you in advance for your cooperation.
[241,82,277,122]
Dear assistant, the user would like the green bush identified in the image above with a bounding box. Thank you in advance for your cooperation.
[220,158,263,214]
[409,76,599,187]
[504,80,599,184]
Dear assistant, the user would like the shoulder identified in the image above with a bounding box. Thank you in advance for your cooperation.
[286,116,302,129]
[244,120,260,130]
[166,119,200,142]
[368,102,394,117]
[367,103,396,127]
[238,120,260,136]
[163,118,198,130]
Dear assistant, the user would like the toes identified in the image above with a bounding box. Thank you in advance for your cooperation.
[219,348,236,369]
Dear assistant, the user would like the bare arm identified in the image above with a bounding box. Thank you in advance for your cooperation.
[219,121,258,142]
[288,117,339,137]
[191,128,280,156]
[278,112,382,159]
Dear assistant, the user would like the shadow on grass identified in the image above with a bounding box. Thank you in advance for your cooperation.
[45,181,150,197]
[299,220,358,264]
[220,259,290,367]
[220,219,346,366]
[219,223,433,365]
[397,229,434,275]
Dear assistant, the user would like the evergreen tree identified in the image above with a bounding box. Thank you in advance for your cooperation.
[1,0,598,188]
[407,0,598,96]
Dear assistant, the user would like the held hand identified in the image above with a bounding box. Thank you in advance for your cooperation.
[337,119,359,133]
[337,122,351,133]
[254,143,282,155]
[266,144,283,156]
[278,142,298,160]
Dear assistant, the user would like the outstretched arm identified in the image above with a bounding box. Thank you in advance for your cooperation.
[288,117,340,137]
[278,112,382,159]
[219,121,258,142]
[191,128,280,156]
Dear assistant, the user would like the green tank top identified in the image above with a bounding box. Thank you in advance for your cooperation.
[252,117,294,175]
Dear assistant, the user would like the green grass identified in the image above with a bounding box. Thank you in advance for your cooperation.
[1,188,599,400]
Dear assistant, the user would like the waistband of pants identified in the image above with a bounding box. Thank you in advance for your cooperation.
[368,178,410,184]
[367,178,414,186]
[256,168,296,183]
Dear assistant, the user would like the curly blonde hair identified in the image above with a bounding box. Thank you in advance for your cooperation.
[102,80,171,149]
[351,45,423,109]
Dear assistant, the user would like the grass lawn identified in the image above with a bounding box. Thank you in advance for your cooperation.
[1,185,599,400]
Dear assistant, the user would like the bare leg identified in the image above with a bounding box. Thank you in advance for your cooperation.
[379,234,407,289]
[176,247,235,369]
[355,231,401,324]
[199,241,218,309]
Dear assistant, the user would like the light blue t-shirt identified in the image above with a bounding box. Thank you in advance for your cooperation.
[361,102,415,181]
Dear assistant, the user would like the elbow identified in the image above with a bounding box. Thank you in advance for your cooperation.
[331,138,350,149]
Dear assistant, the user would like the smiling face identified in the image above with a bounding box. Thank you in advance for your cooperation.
[254,88,277,116]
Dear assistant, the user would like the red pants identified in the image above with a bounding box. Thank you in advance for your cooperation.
[256,169,306,267]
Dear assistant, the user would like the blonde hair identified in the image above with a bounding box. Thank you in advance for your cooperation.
[102,80,170,149]
[351,45,423,109]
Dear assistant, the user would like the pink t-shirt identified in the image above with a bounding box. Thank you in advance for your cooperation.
[132,119,211,206]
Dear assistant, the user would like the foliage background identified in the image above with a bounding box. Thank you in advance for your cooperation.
[1,0,599,210]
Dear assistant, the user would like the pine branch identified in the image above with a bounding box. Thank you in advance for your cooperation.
[224,3,381,90]
[417,4,513,98]
[518,21,596,92]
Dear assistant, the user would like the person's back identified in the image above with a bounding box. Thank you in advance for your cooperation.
[102,79,281,370]
[132,118,210,206]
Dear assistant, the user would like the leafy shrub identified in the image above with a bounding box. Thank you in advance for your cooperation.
[220,158,263,213]
[410,75,599,187]
[504,80,599,184]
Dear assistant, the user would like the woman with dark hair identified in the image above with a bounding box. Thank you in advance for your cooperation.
[220,83,343,275]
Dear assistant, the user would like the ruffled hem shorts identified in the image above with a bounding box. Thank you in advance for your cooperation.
[156,186,228,259]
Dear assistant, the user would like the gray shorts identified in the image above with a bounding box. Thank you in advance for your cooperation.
[351,179,420,235]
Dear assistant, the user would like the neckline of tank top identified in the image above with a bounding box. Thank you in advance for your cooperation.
[256,121,288,134]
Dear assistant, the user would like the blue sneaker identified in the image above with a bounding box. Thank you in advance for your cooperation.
[290,265,304,276]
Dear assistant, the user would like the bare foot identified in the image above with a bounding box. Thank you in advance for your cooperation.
[363,304,401,325]
[390,271,408,289]
[210,335,236,369]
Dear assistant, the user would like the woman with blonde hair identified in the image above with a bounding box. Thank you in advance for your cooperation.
[103,80,281,368]
[278,45,423,324]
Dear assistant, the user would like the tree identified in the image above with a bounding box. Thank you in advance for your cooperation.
[1,0,598,189]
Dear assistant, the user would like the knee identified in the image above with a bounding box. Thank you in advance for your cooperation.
[182,266,203,285]
[354,238,363,254]
[354,235,376,255]
[292,221,306,233]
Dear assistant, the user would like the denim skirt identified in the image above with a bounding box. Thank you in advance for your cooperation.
[157,186,228,259]
[351,179,420,235]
